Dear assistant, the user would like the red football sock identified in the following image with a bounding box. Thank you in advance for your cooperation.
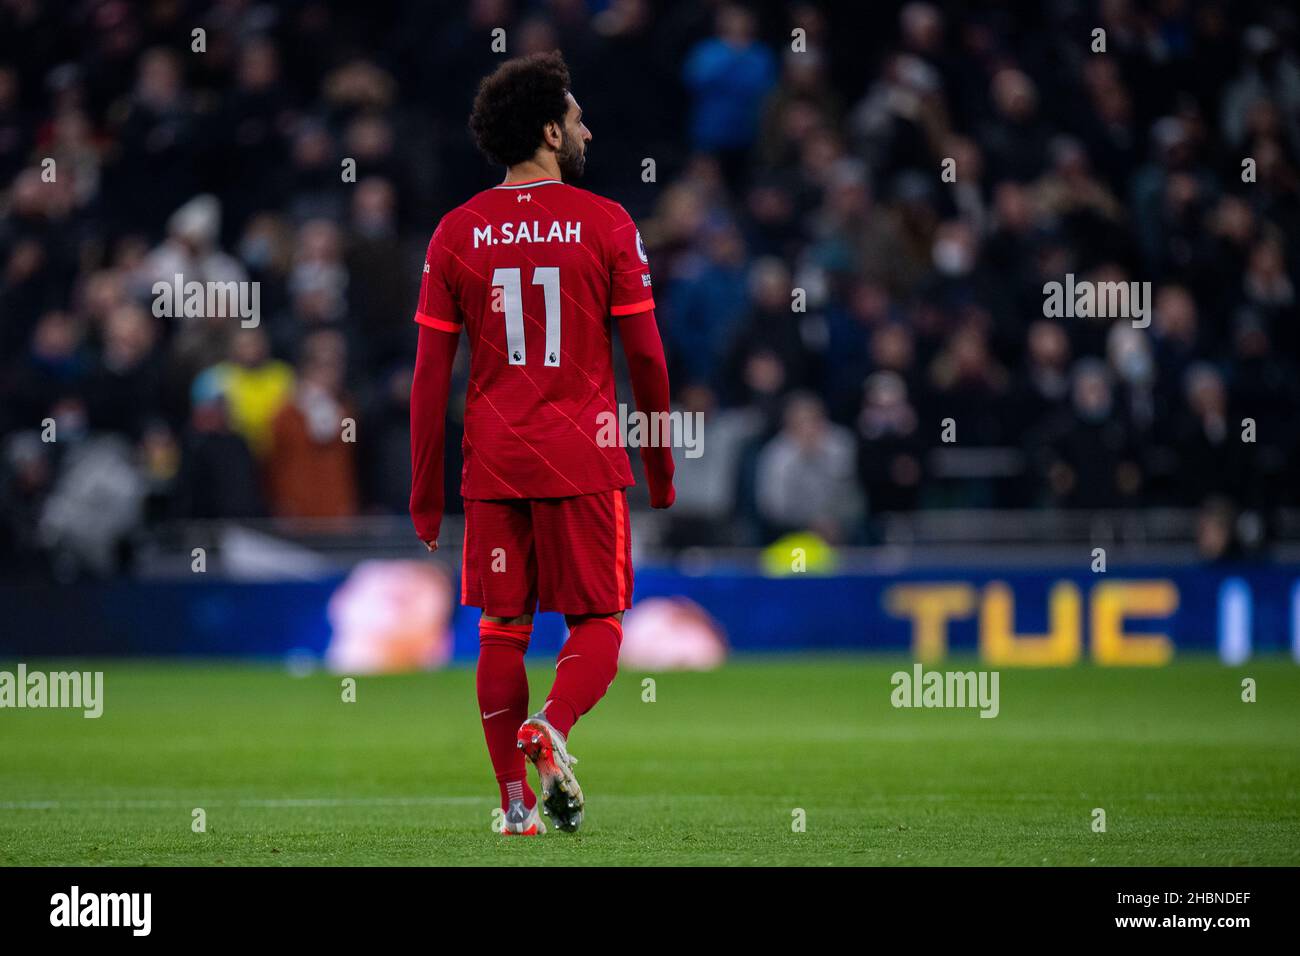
[543,616,623,738]
[476,620,535,810]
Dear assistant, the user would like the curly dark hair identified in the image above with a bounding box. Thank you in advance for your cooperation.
[468,52,572,168]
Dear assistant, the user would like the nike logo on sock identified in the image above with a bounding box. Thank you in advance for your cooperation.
[556,655,581,667]
[481,708,510,720]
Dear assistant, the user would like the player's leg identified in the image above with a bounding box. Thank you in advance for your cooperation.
[537,488,633,734]
[515,613,625,832]
[543,611,624,736]
[462,498,543,834]
[517,489,633,831]
[478,614,543,834]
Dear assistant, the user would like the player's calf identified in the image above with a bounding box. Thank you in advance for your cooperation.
[542,613,623,736]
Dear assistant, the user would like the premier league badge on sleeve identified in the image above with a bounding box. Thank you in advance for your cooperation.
[635,229,648,264]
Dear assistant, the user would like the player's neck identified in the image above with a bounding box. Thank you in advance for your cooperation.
[503,157,561,186]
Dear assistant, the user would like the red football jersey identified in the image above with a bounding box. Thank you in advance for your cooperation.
[415,178,654,500]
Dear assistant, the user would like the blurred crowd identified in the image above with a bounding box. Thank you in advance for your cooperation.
[2,0,1299,576]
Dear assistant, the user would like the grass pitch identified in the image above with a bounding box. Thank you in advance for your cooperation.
[1,657,1297,866]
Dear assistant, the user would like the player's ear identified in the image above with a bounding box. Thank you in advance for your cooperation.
[549,121,563,148]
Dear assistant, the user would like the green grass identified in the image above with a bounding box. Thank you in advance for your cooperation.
[1,657,1298,865]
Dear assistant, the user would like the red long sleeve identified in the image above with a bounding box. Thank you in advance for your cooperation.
[409,324,460,543]
[618,308,676,508]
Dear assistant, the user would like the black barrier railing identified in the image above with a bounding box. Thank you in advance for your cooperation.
[117,508,1300,580]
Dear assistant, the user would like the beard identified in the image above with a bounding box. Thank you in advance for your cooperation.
[556,129,586,182]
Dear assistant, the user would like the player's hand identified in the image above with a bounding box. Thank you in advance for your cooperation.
[641,450,675,509]
[422,539,439,553]
[649,484,675,509]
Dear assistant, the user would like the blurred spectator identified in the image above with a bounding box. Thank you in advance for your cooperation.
[0,66,29,187]
[347,178,409,368]
[667,219,749,387]
[1196,496,1245,562]
[725,255,819,390]
[1010,320,1072,439]
[926,323,1010,446]
[3,310,84,434]
[1175,362,1245,506]
[980,69,1050,184]
[1107,323,1158,435]
[664,384,763,547]
[1220,26,1300,154]
[755,392,861,542]
[105,48,200,236]
[683,4,776,180]
[856,371,922,515]
[191,327,294,459]
[0,433,54,578]
[1043,359,1141,509]
[39,434,146,576]
[266,331,358,518]
[174,392,264,521]
[81,303,164,438]
[137,194,249,381]
[358,363,416,516]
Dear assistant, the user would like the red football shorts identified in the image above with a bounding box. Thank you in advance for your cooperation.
[461,489,633,617]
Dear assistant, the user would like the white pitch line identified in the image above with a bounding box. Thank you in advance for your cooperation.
[3,791,1287,812]
[0,796,486,810]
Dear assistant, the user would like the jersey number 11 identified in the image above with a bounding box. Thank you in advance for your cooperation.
[492,266,561,367]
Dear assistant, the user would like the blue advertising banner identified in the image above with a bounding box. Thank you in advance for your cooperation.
[2,564,1298,664]
[629,565,1300,664]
